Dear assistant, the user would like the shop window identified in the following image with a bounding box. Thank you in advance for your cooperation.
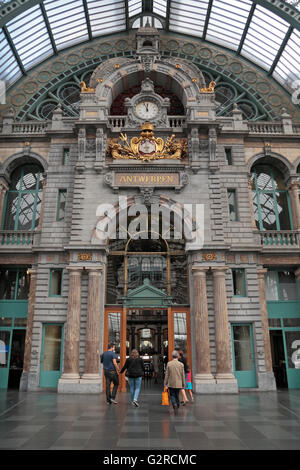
[265,270,298,301]
[232,269,246,296]
[228,189,238,221]
[56,189,67,221]
[49,269,62,297]
[0,268,29,300]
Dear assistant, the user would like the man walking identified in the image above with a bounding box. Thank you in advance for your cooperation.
[164,350,185,414]
[102,342,120,404]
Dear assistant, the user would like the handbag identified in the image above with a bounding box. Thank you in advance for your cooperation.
[161,387,169,406]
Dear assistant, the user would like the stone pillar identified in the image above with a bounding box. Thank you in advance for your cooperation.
[248,175,257,229]
[19,268,37,391]
[36,177,47,231]
[80,267,103,391]
[257,269,276,390]
[211,266,238,393]
[192,266,215,393]
[288,179,300,230]
[58,266,82,392]
[0,180,8,225]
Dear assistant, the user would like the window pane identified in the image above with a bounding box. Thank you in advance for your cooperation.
[268,318,281,327]
[174,312,187,353]
[16,270,30,300]
[0,331,10,368]
[43,325,62,371]
[57,190,67,221]
[232,269,245,296]
[0,317,13,327]
[275,192,291,230]
[228,189,237,221]
[0,270,17,299]
[50,270,62,296]
[265,271,279,301]
[278,271,297,301]
[283,318,300,328]
[258,192,277,230]
[232,325,253,371]
[14,318,27,327]
[108,312,120,355]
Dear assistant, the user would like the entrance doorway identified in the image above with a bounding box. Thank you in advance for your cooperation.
[104,306,191,391]
[270,330,288,388]
[0,325,26,389]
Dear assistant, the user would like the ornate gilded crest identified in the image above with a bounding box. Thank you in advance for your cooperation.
[107,122,187,163]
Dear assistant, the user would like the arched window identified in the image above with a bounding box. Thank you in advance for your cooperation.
[2,164,44,231]
[251,164,292,231]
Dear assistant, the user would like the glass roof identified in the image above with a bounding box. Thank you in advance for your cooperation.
[0,0,299,99]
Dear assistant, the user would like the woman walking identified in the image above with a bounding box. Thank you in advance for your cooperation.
[121,349,145,407]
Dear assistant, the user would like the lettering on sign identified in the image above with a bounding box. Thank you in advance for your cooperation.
[115,173,180,186]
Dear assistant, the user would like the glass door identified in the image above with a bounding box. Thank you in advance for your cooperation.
[169,308,192,372]
[231,324,257,388]
[39,324,63,388]
[283,328,300,389]
[0,330,12,388]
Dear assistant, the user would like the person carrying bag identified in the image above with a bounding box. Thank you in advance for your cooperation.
[120,349,145,407]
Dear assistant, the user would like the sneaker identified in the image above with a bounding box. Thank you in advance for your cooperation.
[133,400,140,407]
[110,399,118,404]
[106,401,111,405]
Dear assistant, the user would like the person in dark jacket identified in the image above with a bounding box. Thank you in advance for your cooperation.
[121,349,145,407]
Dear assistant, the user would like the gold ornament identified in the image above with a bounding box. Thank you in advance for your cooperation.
[80,81,95,93]
[200,81,216,93]
[107,122,187,163]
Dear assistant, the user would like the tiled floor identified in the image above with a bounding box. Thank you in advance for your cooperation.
[1,381,300,450]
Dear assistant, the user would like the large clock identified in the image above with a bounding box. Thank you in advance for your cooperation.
[135,100,159,119]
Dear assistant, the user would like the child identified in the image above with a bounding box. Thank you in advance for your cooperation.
[186,367,194,402]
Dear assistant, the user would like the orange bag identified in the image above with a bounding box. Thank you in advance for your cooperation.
[162,387,169,406]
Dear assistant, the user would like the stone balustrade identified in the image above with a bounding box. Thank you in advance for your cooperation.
[260,230,300,248]
[0,230,40,247]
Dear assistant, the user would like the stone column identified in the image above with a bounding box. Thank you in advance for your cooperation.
[257,269,276,390]
[192,266,215,392]
[211,266,238,392]
[0,180,8,225]
[58,266,82,391]
[288,180,300,230]
[80,267,103,390]
[248,175,257,229]
[19,268,37,391]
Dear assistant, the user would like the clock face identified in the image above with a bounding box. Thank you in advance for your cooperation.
[136,101,159,119]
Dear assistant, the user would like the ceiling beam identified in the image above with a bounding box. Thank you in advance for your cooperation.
[202,0,213,41]
[125,0,129,30]
[268,25,293,75]
[39,2,58,54]
[165,0,171,31]
[236,1,256,55]
[2,25,26,75]
[82,0,93,41]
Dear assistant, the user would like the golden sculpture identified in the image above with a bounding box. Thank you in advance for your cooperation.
[107,122,187,163]
[200,81,216,93]
[79,81,95,93]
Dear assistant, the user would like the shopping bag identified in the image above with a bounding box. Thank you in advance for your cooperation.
[161,387,169,406]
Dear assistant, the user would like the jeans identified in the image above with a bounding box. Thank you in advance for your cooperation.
[104,370,119,402]
[129,376,142,402]
[169,388,180,408]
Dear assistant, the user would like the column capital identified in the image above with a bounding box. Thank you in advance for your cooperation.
[66,266,84,273]
[85,266,103,275]
[295,267,300,280]
[28,268,38,276]
[211,266,228,275]
[257,268,268,278]
[192,266,210,275]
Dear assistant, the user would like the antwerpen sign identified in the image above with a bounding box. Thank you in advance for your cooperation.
[105,170,188,193]
[115,172,179,186]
